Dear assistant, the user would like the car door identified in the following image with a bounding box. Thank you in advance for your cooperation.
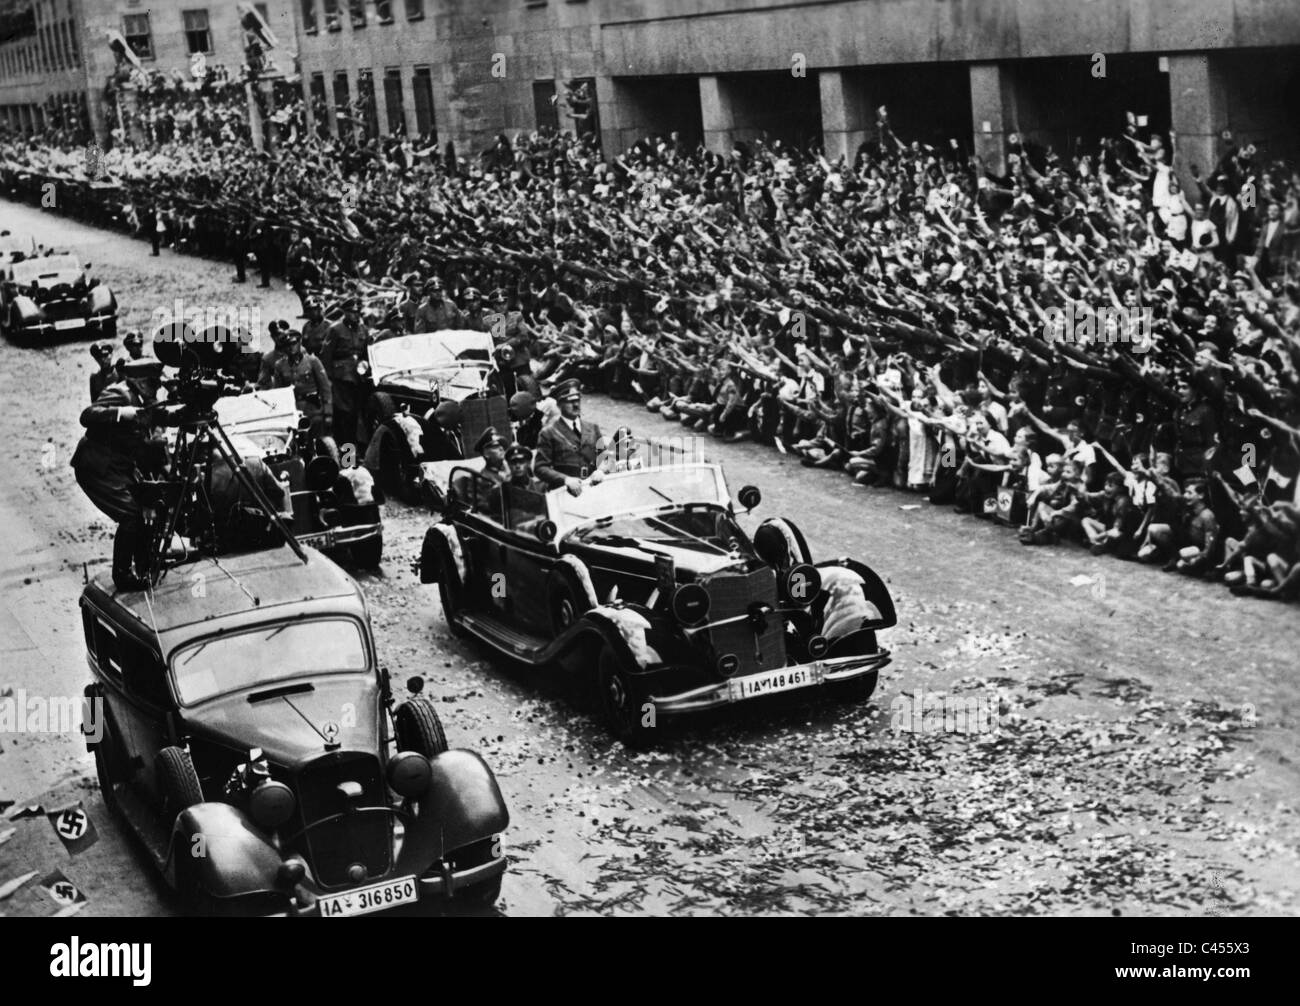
[82,604,147,791]
[117,634,182,807]
[499,484,556,631]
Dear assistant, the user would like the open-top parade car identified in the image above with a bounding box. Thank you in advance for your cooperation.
[1,250,116,342]
[80,546,510,916]
[417,441,896,744]
[215,387,386,569]
[362,329,515,500]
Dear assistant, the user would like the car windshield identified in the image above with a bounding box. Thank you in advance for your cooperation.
[551,465,727,532]
[12,255,80,281]
[573,507,751,556]
[171,619,368,705]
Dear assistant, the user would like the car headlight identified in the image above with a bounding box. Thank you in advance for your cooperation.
[249,780,296,830]
[387,750,432,798]
[356,360,369,377]
[671,583,710,624]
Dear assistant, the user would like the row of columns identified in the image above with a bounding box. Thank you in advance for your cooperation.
[692,54,1280,193]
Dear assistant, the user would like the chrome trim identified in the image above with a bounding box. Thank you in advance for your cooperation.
[648,650,890,714]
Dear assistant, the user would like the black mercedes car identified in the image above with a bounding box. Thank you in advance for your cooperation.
[417,444,895,745]
[81,546,509,915]
[1,251,117,342]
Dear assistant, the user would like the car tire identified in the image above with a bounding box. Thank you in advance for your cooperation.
[156,746,203,823]
[826,670,879,704]
[349,532,383,570]
[753,517,814,571]
[593,643,655,748]
[546,567,589,636]
[394,697,449,758]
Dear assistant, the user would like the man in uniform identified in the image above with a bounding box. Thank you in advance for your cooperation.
[259,330,333,442]
[1172,375,1219,479]
[320,298,370,449]
[534,379,603,495]
[504,443,544,492]
[256,323,291,388]
[284,226,314,306]
[231,206,252,283]
[476,428,510,488]
[202,443,291,553]
[89,342,115,402]
[414,278,463,331]
[300,296,331,357]
[70,358,166,591]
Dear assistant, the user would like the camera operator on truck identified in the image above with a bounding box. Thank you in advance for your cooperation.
[70,357,168,591]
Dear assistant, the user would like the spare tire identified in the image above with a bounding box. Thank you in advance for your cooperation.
[156,746,203,823]
[753,517,813,571]
[394,697,449,757]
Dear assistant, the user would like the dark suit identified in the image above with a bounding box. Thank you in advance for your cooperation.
[1256,219,1286,277]
[70,381,159,583]
[534,417,603,487]
[513,409,543,449]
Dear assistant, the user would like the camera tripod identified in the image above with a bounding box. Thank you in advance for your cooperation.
[140,408,306,587]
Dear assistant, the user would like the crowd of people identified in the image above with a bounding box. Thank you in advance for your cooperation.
[3,83,1300,600]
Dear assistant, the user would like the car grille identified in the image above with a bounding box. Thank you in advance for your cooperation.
[702,566,785,678]
[40,297,83,320]
[292,752,391,890]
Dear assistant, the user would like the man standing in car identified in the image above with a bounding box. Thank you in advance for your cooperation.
[534,379,603,495]
[320,298,370,450]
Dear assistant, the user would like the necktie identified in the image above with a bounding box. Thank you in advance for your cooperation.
[572,421,581,438]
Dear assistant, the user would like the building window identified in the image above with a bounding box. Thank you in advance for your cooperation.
[324,0,341,32]
[375,1,393,23]
[66,20,80,67]
[406,0,424,19]
[310,72,329,136]
[301,0,317,33]
[182,10,213,55]
[383,68,404,134]
[412,65,434,138]
[333,71,351,138]
[533,80,558,132]
[122,13,153,60]
[358,68,378,137]
[349,0,366,29]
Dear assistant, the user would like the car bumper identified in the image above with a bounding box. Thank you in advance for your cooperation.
[280,856,506,917]
[648,649,891,714]
[17,313,113,336]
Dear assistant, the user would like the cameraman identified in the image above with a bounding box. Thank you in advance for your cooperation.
[70,358,166,591]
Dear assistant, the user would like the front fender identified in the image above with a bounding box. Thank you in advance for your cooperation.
[586,605,663,669]
[166,802,284,898]
[420,523,463,584]
[88,285,115,313]
[396,750,508,868]
[817,557,897,631]
[12,295,40,322]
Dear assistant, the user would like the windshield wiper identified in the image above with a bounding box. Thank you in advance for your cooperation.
[248,682,315,703]
[649,486,673,503]
[180,640,211,667]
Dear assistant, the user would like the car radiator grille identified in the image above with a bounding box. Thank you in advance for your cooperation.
[293,752,391,889]
[702,566,786,678]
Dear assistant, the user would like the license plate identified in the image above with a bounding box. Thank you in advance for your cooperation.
[54,318,84,330]
[299,531,335,549]
[318,876,418,918]
[731,665,821,702]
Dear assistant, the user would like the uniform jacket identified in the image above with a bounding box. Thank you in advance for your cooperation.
[260,351,332,420]
[534,416,603,486]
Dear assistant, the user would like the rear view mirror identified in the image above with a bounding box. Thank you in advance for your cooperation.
[535,519,557,544]
[737,485,761,512]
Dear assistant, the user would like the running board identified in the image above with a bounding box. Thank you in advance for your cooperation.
[456,611,571,665]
